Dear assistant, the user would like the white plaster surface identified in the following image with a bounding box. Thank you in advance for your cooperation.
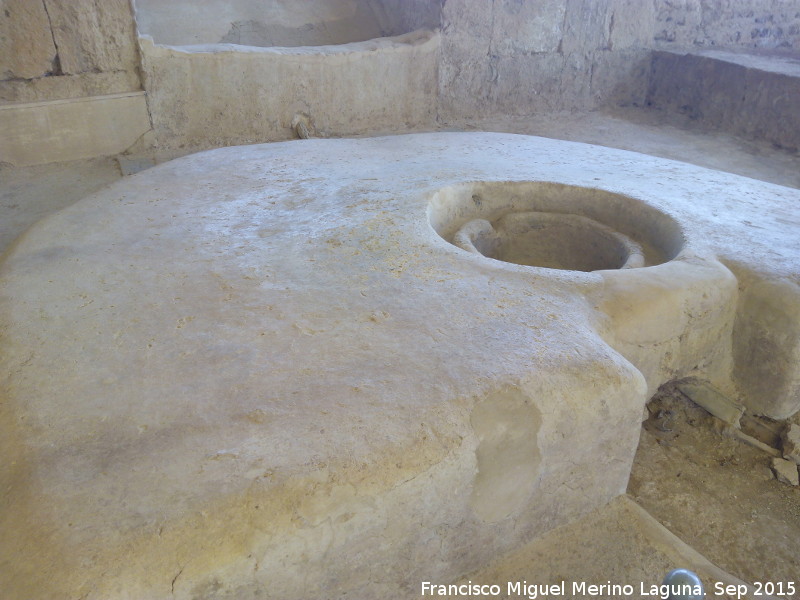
[1,133,799,599]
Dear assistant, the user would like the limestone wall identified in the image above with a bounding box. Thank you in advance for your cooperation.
[654,0,800,50]
[3,0,800,157]
[0,0,141,103]
[437,0,800,122]
[438,0,655,121]
[139,31,440,150]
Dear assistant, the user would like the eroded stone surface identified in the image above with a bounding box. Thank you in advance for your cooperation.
[0,0,141,103]
[647,50,800,151]
[43,0,139,75]
[139,30,439,150]
[771,457,800,486]
[0,0,56,80]
[781,423,800,464]
[733,279,800,419]
[1,133,798,599]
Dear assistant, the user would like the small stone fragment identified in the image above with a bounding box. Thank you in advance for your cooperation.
[771,457,800,486]
[676,380,743,426]
[781,423,800,465]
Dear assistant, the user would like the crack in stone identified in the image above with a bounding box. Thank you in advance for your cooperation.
[40,0,63,76]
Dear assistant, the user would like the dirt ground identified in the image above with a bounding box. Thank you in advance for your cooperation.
[630,386,800,597]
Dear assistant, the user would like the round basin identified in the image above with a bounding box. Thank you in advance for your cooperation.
[453,211,645,271]
[428,181,685,270]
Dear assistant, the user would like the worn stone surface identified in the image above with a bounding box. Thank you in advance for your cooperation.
[647,50,800,151]
[781,423,800,464]
[139,30,439,150]
[732,279,800,419]
[0,0,57,80]
[676,380,744,426]
[654,0,800,50]
[0,91,151,167]
[1,133,798,598]
[43,0,139,75]
[462,495,755,599]
[0,0,140,104]
[438,0,655,120]
[771,457,800,486]
[0,70,141,103]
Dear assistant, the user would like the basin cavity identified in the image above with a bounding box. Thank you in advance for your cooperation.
[453,212,646,271]
[428,181,684,270]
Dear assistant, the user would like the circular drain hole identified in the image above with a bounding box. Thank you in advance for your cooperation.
[453,211,645,271]
[428,181,684,271]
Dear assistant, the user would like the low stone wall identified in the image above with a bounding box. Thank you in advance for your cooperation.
[140,30,440,151]
[646,49,800,151]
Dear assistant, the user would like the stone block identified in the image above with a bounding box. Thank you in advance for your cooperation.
[140,31,439,150]
[1,132,798,598]
[0,70,141,103]
[771,457,800,486]
[0,92,151,166]
[43,0,139,75]
[489,0,566,55]
[676,380,744,426]
[782,423,800,465]
[590,48,651,106]
[733,279,800,419]
[561,0,612,55]
[0,0,57,79]
[609,0,655,50]
[647,50,800,152]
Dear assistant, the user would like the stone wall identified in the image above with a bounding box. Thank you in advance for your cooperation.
[3,0,800,155]
[437,0,800,122]
[654,0,800,50]
[139,30,440,150]
[438,0,655,121]
[0,0,141,103]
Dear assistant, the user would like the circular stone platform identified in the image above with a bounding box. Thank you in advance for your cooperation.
[1,133,798,599]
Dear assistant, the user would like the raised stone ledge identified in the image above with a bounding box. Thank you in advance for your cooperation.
[646,48,800,152]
